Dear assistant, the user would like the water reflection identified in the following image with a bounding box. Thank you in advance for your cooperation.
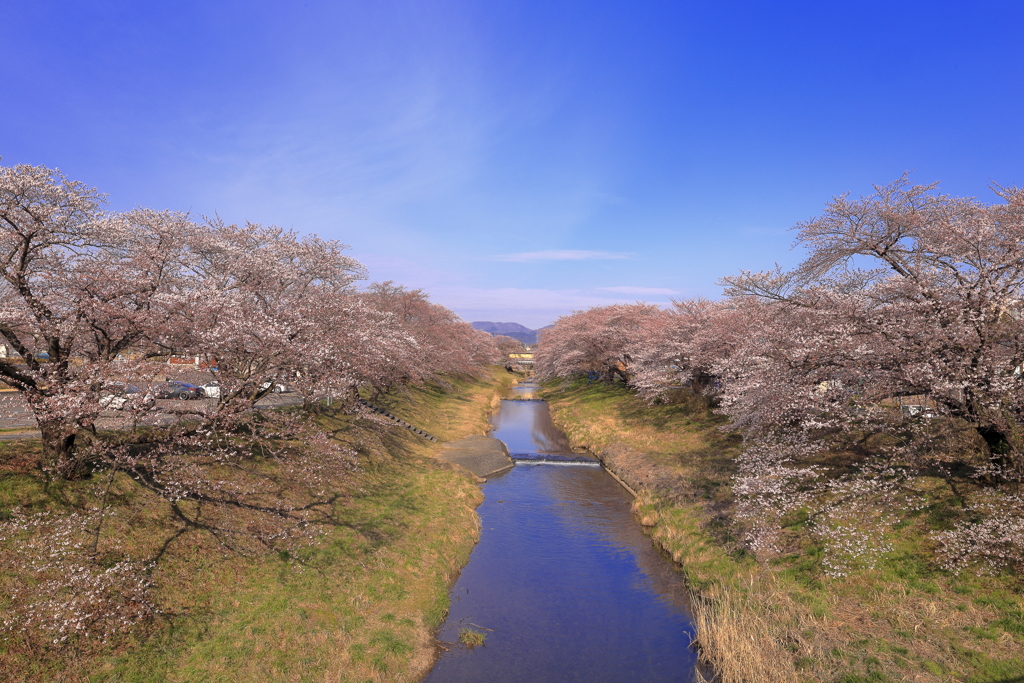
[423,383,699,683]
[491,383,577,455]
[509,383,536,400]
[424,468,697,683]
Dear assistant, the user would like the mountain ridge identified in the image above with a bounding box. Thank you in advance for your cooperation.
[471,321,542,345]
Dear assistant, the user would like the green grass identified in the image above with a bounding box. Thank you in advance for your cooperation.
[0,371,508,682]
[457,627,486,648]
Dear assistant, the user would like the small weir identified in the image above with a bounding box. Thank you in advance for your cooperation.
[509,453,602,466]
[423,381,701,683]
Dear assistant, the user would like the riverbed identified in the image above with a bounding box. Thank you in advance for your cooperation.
[422,381,701,682]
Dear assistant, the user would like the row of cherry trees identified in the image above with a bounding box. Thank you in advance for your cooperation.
[0,162,498,478]
[535,175,1024,575]
[0,162,500,645]
[0,161,499,651]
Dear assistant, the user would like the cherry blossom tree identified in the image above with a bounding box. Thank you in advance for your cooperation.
[492,334,527,358]
[0,163,211,476]
[719,175,1024,474]
[0,163,495,480]
[627,297,749,401]
[167,219,369,408]
[0,161,506,647]
[528,177,1024,574]
[713,176,1024,572]
[357,281,497,396]
[534,303,667,382]
[489,334,527,371]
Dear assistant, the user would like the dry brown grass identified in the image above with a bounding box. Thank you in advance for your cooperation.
[375,367,513,444]
[689,577,800,683]
[543,379,1024,683]
[631,490,800,683]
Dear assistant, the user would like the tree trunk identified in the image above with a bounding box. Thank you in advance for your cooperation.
[38,420,83,479]
[977,424,1014,478]
[692,371,716,394]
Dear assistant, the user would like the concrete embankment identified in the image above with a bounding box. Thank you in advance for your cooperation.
[436,435,514,478]
[593,441,683,499]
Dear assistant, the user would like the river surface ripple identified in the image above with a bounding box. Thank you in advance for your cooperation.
[422,382,700,683]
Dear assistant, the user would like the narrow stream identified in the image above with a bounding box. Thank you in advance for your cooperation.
[423,381,701,683]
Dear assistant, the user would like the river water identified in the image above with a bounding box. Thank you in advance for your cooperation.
[422,381,701,683]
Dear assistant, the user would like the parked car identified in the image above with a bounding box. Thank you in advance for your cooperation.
[198,381,286,399]
[200,381,221,399]
[901,404,937,418]
[152,381,205,400]
[99,383,152,410]
[260,381,287,394]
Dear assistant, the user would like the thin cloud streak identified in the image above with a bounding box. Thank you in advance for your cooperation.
[427,285,672,329]
[490,249,632,263]
[598,286,679,296]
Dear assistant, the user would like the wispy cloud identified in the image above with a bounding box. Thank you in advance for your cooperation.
[490,249,632,263]
[598,286,678,296]
[426,286,675,329]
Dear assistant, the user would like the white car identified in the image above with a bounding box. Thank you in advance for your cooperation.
[901,404,936,418]
[99,383,153,410]
[200,381,221,399]
[100,394,130,410]
[199,381,286,399]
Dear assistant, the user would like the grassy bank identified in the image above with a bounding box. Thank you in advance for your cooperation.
[542,378,1024,683]
[0,368,512,682]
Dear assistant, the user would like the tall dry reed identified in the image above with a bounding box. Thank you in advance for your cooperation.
[689,577,799,683]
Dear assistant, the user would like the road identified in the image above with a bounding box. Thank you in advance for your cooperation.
[0,391,305,439]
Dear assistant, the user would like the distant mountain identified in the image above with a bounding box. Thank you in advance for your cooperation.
[471,321,539,345]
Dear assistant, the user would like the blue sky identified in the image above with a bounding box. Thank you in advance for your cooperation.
[2,1,1022,328]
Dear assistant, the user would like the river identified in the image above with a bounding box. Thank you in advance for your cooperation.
[422,381,701,682]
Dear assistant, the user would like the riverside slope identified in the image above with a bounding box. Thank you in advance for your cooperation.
[540,378,1024,683]
[437,435,514,478]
